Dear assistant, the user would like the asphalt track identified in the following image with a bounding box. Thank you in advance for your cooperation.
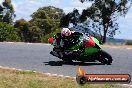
[0,42,132,84]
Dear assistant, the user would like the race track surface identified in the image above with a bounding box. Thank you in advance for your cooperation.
[0,42,132,83]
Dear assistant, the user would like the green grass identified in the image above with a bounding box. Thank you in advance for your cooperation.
[0,68,128,88]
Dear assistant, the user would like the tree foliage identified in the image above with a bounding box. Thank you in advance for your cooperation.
[60,9,80,27]
[14,6,65,43]
[14,19,31,42]
[61,0,132,43]
[0,0,15,24]
[80,0,131,43]
[30,6,64,34]
[0,22,20,41]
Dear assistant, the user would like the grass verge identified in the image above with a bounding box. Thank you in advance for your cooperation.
[0,67,129,88]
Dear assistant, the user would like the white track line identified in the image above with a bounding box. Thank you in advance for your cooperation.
[2,42,132,49]
[2,42,51,45]
[127,48,132,50]
[104,47,132,49]
[122,84,132,87]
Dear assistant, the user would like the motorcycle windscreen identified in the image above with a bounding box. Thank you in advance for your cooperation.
[91,37,101,48]
[84,36,95,48]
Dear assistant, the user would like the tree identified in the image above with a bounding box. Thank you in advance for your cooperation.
[0,5,4,22]
[28,26,42,42]
[14,19,31,42]
[60,9,80,27]
[0,0,15,24]
[61,0,132,43]
[80,0,131,43]
[0,22,20,42]
[14,19,43,43]
[30,6,65,35]
[14,6,64,43]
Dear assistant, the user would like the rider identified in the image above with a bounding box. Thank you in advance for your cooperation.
[60,28,83,49]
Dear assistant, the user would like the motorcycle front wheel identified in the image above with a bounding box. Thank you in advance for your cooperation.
[99,50,113,65]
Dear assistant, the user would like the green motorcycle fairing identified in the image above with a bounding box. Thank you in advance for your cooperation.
[71,36,101,56]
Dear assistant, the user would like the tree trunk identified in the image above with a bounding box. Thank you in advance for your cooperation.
[102,25,108,44]
[103,31,106,43]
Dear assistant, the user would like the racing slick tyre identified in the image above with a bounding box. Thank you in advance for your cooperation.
[99,50,113,65]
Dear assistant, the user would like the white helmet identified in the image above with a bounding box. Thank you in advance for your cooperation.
[61,28,71,37]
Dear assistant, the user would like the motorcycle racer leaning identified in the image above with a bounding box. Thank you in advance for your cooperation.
[49,28,113,64]
[53,28,85,54]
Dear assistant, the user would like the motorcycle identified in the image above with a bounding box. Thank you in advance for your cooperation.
[48,32,113,65]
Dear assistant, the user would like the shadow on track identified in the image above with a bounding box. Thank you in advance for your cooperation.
[43,61,104,66]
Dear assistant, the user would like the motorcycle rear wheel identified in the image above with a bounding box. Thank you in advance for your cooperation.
[99,50,113,65]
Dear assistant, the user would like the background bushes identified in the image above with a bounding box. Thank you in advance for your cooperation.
[0,22,21,42]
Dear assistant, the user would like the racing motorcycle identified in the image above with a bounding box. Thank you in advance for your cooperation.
[48,32,113,65]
